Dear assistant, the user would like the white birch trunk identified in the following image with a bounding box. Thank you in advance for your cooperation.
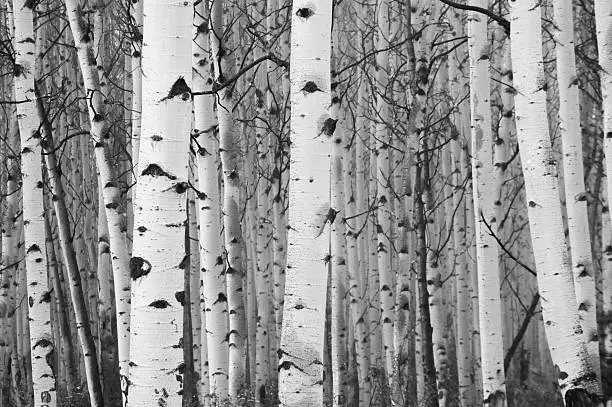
[130,0,143,181]
[127,0,192,402]
[373,0,397,394]
[11,0,56,404]
[510,0,602,401]
[62,0,133,395]
[553,0,600,382]
[330,97,349,406]
[447,11,472,404]
[467,1,507,403]
[278,0,332,403]
[596,0,612,233]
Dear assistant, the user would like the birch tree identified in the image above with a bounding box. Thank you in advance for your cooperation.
[11,0,56,404]
[467,1,507,403]
[553,0,600,382]
[509,0,602,403]
[127,0,192,402]
[278,0,332,403]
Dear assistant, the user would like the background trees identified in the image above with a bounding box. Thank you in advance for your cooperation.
[0,0,610,406]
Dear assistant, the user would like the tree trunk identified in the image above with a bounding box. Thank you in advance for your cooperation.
[509,0,602,403]
[467,1,507,404]
[278,0,332,403]
[554,0,600,383]
[12,0,56,403]
[127,0,192,401]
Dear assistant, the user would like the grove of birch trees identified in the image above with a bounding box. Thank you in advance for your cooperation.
[0,0,611,405]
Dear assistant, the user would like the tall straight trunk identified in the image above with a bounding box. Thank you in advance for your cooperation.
[206,0,235,401]
[187,166,202,406]
[36,96,104,407]
[374,0,397,395]
[509,0,602,403]
[130,0,143,180]
[595,1,612,400]
[452,136,471,407]
[245,139,259,388]
[411,1,438,405]
[270,0,290,373]
[330,96,349,405]
[11,0,56,404]
[596,0,612,231]
[447,9,472,405]
[183,196,196,407]
[344,73,371,407]
[424,174,448,406]
[554,0,600,382]
[127,0,192,402]
[354,16,373,397]
[368,125,383,380]
[415,157,439,407]
[44,208,77,393]
[602,186,612,403]
[467,1,507,404]
[62,0,132,396]
[192,0,223,403]
[0,113,20,407]
[278,0,332,403]
[97,188,120,404]
[251,2,275,399]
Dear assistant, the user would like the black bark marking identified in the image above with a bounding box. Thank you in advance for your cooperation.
[33,338,53,349]
[278,360,303,372]
[149,299,171,309]
[213,293,227,304]
[141,163,177,180]
[175,291,186,306]
[320,118,338,137]
[41,391,51,403]
[137,226,147,233]
[27,244,41,253]
[105,202,119,209]
[130,257,152,280]
[151,135,163,141]
[174,182,188,194]
[40,290,52,303]
[575,192,588,202]
[483,390,505,406]
[178,255,189,270]
[296,7,314,18]
[564,387,600,406]
[160,77,192,102]
[301,81,322,93]
[13,64,24,77]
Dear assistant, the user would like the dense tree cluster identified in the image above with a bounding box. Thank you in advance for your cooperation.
[0,0,611,405]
